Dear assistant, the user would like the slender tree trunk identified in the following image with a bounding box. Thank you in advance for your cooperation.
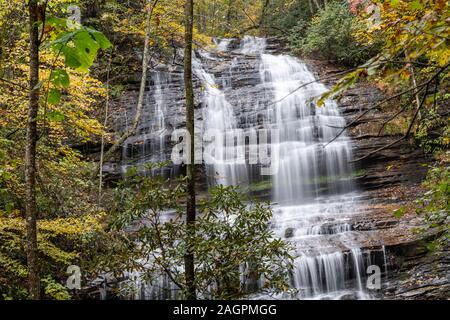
[211,0,217,34]
[183,0,196,300]
[98,50,113,204]
[95,0,157,174]
[308,0,315,15]
[226,0,234,32]
[25,0,41,300]
[405,51,422,119]
[312,0,321,10]
[195,0,205,33]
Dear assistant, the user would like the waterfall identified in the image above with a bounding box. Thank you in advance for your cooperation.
[193,52,249,186]
[116,37,381,300]
[259,52,353,202]
[120,71,172,176]
[237,36,370,299]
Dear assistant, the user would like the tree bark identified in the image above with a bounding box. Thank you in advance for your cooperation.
[95,0,157,175]
[183,0,196,300]
[312,0,321,11]
[308,0,315,15]
[25,0,41,300]
[226,0,234,33]
[98,50,113,204]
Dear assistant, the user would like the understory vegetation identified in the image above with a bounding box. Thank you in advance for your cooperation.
[0,0,448,300]
[109,166,293,299]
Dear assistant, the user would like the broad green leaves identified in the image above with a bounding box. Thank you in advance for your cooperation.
[47,24,112,72]
[45,17,112,105]
[50,28,111,72]
[50,69,70,88]
[84,27,112,50]
[48,88,61,105]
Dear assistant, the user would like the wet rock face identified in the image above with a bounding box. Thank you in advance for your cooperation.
[106,38,448,299]
[304,59,433,191]
[383,240,450,299]
[105,37,279,187]
[306,59,448,300]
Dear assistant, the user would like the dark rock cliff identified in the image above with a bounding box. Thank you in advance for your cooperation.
[102,38,448,299]
[307,59,448,299]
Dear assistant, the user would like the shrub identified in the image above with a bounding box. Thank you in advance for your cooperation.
[292,1,379,66]
[109,165,294,299]
[415,153,450,251]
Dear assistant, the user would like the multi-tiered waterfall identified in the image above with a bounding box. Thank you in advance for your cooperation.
[211,36,371,299]
[115,36,386,300]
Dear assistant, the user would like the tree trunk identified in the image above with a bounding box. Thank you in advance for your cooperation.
[95,0,157,175]
[183,0,196,300]
[308,0,315,15]
[98,51,113,204]
[312,0,321,11]
[25,0,41,300]
[226,0,234,32]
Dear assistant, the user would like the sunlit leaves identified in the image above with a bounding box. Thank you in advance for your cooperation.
[48,88,61,105]
[321,0,450,104]
[46,110,65,122]
[48,26,112,72]
[50,69,70,88]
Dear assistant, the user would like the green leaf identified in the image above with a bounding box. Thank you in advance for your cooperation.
[48,26,111,73]
[60,46,83,69]
[85,27,112,49]
[393,206,406,218]
[50,69,70,88]
[50,31,94,71]
[49,30,77,47]
[390,0,399,7]
[409,0,423,10]
[46,17,68,28]
[47,110,65,122]
[72,30,100,70]
[48,89,61,105]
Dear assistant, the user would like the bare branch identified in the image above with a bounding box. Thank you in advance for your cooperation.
[376,88,424,137]
[349,63,449,162]
[0,77,28,90]
[351,82,432,162]
[94,0,159,176]
[323,81,431,147]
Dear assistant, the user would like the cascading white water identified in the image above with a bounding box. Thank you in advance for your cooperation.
[120,71,171,176]
[238,36,369,299]
[259,53,353,202]
[115,37,386,300]
[214,38,233,52]
[193,54,248,186]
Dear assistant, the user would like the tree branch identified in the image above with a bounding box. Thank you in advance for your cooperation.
[349,63,449,162]
[323,80,433,147]
[94,0,159,176]
[0,77,28,90]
